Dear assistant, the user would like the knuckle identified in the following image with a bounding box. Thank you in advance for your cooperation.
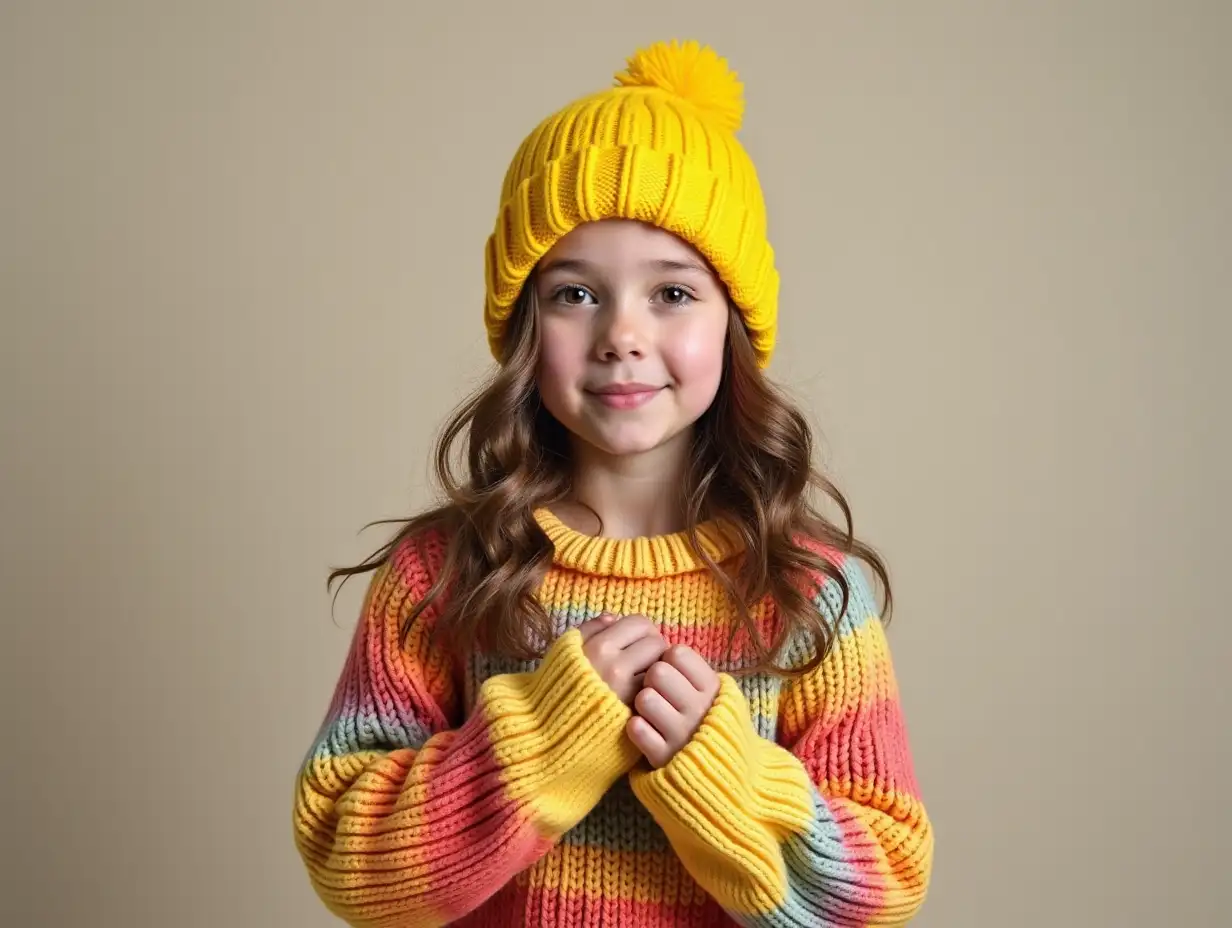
[595,638,620,659]
[645,661,669,688]
[584,645,614,671]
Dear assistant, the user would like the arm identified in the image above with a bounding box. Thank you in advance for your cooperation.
[628,554,933,926]
[292,536,641,927]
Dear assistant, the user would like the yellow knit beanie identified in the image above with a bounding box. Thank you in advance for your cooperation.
[483,40,778,368]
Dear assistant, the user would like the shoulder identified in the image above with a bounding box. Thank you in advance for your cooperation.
[346,522,462,714]
[791,535,881,625]
[774,534,887,671]
[359,521,454,622]
[353,522,459,676]
[387,523,451,591]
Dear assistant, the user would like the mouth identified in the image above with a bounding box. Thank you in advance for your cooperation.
[585,383,666,410]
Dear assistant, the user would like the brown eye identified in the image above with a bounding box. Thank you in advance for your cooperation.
[554,286,595,306]
[660,286,693,306]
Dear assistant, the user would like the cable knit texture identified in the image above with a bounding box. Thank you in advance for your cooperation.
[483,40,779,368]
[293,509,933,926]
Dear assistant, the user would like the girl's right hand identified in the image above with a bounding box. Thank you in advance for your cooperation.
[577,613,668,707]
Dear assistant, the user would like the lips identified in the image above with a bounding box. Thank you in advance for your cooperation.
[586,383,665,409]
[589,382,663,395]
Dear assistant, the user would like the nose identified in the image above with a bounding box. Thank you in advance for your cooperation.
[594,302,647,362]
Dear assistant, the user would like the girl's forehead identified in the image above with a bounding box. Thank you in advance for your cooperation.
[540,220,710,272]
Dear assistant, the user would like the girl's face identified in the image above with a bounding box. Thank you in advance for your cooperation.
[533,220,730,462]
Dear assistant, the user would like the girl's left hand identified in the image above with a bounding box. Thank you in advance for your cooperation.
[626,644,721,768]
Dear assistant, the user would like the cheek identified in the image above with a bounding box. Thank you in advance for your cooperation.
[665,315,727,398]
[536,322,585,408]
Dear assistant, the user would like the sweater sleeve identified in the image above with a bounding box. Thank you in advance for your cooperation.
[292,536,642,927]
[628,553,933,926]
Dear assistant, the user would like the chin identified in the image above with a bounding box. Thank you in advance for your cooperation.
[593,438,664,458]
[581,423,686,459]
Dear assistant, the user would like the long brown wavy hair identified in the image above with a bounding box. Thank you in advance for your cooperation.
[328,283,891,677]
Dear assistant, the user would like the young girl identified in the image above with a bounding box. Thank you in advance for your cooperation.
[293,40,933,927]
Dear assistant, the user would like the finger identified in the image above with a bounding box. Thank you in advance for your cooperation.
[576,612,617,642]
[616,634,670,677]
[663,644,717,692]
[634,686,686,743]
[590,614,657,651]
[642,659,695,711]
[626,715,672,768]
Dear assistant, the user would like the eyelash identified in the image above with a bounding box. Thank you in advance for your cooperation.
[549,285,696,307]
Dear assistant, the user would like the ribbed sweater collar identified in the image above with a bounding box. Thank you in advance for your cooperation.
[533,507,744,579]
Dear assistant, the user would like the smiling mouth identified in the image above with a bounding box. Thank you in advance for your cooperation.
[585,385,665,409]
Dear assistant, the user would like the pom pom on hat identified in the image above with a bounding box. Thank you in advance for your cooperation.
[614,39,745,133]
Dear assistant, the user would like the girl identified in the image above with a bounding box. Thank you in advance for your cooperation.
[293,40,933,927]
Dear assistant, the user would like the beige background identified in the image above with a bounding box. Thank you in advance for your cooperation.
[2,2,1228,926]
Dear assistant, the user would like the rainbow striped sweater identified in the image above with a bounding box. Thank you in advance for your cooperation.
[293,509,933,926]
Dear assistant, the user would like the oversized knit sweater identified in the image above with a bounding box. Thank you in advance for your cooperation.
[293,509,933,926]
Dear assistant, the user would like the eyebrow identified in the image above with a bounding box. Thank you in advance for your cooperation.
[537,257,712,276]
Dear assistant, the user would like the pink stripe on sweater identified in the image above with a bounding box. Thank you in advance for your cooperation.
[421,708,554,921]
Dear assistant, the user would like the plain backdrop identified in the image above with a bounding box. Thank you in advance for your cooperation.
[2,2,1229,926]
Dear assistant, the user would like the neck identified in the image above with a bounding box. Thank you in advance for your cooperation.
[563,431,693,539]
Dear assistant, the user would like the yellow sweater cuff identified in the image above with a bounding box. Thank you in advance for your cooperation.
[479,628,642,836]
[628,674,815,912]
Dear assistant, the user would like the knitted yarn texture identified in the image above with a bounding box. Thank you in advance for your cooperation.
[483,40,779,368]
[292,510,933,926]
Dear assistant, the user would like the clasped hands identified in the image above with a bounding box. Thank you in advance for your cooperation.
[578,612,720,768]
